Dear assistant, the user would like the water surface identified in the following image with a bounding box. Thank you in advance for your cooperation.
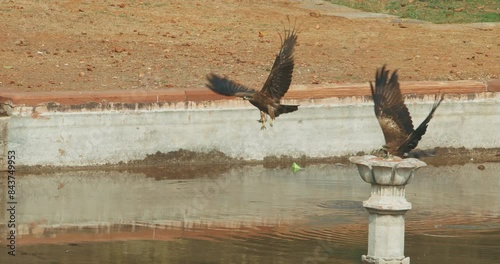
[1,162,499,263]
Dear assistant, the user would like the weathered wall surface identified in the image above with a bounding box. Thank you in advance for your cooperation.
[3,92,499,167]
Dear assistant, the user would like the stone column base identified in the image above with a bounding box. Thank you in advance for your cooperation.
[362,255,410,264]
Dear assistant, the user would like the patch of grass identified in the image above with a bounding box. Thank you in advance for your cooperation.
[328,0,500,23]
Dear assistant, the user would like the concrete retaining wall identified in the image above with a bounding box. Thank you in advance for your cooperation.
[0,80,499,167]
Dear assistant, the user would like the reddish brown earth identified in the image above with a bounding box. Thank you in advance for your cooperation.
[0,0,499,93]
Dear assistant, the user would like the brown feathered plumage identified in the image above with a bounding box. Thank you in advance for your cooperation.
[206,26,299,129]
[370,65,444,157]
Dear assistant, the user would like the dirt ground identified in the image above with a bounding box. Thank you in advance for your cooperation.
[0,0,499,93]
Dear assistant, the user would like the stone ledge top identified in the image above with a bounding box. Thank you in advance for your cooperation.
[0,79,497,106]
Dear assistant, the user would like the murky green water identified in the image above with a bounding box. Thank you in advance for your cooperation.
[1,162,499,263]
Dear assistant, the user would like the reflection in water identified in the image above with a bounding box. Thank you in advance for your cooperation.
[10,238,365,264]
[1,162,499,263]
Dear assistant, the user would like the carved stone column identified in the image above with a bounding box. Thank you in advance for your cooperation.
[349,155,426,264]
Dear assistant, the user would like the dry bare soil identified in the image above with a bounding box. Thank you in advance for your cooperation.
[1,0,499,93]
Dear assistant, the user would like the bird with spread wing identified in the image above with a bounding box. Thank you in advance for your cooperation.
[370,65,444,158]
[206,26,299,130]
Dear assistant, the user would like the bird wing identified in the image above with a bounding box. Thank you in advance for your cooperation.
[370,65,414,153]
[206,73,256,98]
[260,27,297,100]
[398,93,444,155]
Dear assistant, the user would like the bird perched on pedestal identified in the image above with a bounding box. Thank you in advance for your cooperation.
[206,25,299,130]
[370,65,444,158]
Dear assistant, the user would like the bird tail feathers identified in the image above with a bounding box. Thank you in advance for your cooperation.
[276,104,299,117]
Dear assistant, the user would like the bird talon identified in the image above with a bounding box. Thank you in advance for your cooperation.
[380,146,392,159]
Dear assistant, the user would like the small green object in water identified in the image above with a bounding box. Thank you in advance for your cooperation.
[291,162,301,173]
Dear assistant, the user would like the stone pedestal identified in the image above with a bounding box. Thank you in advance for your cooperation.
[349,155,426,264]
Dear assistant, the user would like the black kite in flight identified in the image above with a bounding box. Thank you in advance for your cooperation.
[206,26,298,129]
[370,65,444,158]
